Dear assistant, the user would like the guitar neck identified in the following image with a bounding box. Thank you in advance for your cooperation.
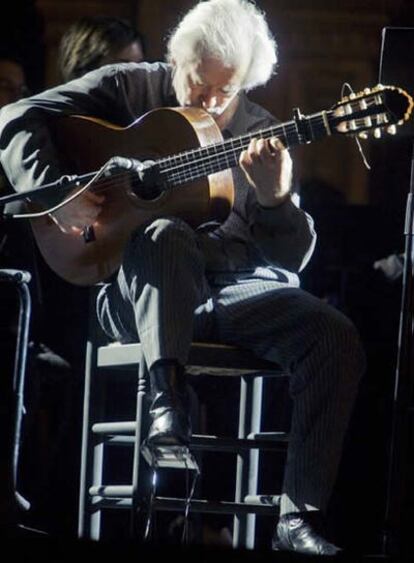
[135,84,414,190]
[157,109,334,188]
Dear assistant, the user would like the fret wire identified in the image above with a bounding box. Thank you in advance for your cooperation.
[162,127,292,187]
[162,123,282,172]
[307,114,328,141]
[171,155,237,182]
[165,151,252,186]
[158,121,297,174]
[164,126,289,183]
[160,129,271,183]
[166,131,306,186]
[164,152,240,185]
[167,157,236,186]
[69,111,336,194]
[308,116,316,142]
[158,111,331,185]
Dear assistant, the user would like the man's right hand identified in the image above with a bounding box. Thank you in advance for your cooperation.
[49,188,105,234]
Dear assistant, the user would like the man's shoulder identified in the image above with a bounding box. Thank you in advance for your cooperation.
[227,92,278,136]
[113,61,172,80]
[111,61,176,106]
[242,94,279,128]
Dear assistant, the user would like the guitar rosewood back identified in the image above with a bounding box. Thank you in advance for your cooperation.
[29,108,234,286]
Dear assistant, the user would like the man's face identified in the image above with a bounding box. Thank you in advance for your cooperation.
[178,57,241,119]
[0,60,28,108]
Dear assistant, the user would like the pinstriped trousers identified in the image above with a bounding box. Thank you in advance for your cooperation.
[97,218,366,516]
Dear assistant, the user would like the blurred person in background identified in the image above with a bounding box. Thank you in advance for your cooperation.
[58,15,145,83]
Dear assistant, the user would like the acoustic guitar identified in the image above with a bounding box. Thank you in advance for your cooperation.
[26,84,413,286]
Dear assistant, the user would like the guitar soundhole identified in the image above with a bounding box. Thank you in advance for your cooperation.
[137,184,162,201]
[130,178,162,201]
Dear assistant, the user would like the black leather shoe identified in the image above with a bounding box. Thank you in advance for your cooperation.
[272,511,342,556]
[147,360,191,446]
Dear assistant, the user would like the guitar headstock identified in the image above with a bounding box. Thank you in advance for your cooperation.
[331,84,414,138]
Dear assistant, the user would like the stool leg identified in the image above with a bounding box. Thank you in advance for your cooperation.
[78,337,105,539]
[233,375,263,549]
[131,358,148,538]
[246,376,264,546]
[12,282,31,504]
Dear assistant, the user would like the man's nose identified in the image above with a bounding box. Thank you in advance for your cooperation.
[201,91,218,109]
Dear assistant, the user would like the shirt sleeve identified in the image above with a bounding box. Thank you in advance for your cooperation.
[251,196,316,272]
[0,62,173,206]
[240,101,317,273]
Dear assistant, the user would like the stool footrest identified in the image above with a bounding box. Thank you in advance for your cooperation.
[91,497,132,510]
[89,485,133,497]
[151,497,280,515]
[89,492,280,516]
[92,423,289,451]
[244,494,281,506]
[247,431,289,441]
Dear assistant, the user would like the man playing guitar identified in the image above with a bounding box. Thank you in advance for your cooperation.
[0,0,367,554]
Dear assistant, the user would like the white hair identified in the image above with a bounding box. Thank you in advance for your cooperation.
[166,0,277,95]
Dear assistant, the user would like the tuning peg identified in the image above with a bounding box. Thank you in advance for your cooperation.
[334,106,346,117]
[387,124,397,135]
[358,132,369,140]
[374,128,382,139]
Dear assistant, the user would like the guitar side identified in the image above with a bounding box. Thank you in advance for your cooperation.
[28,108,234,286]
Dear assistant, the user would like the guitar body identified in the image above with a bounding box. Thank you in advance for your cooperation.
[28,108,234,286]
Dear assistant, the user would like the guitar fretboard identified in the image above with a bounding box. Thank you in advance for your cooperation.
[156,110,333,189]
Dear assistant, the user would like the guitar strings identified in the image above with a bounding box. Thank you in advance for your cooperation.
[73,105,380,195]
[89,113,329,193]
[80,111,376,197]
[156,94,383,181]
[9,95,384,218]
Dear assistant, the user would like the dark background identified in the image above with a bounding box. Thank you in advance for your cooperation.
[1,0,414,558]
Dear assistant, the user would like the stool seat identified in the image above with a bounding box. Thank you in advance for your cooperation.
[98,341,284,376]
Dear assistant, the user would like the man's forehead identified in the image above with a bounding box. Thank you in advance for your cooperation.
[189,58,239,86]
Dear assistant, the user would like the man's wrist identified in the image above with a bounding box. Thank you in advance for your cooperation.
[258,192,291,209]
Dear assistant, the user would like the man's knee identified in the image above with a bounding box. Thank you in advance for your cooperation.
[126,217,197,257]
[143,217,195,243]
[289,306,366,396]
[314,307,366,379]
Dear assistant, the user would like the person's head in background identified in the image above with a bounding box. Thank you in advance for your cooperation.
[0,52,29,108]
[58,15,145,82]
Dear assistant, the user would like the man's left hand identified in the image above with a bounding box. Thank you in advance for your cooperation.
[239,136,292,207]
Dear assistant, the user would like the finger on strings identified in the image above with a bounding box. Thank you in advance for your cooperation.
[247,137,259,157]
[256,138,269,160]
[268,137,286,154]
